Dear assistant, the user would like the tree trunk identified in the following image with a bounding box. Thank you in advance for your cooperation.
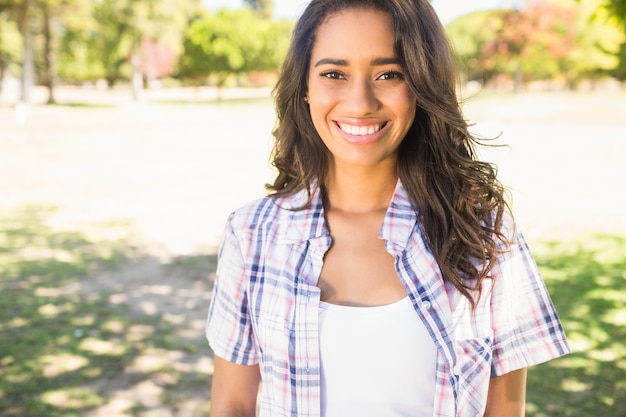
[130,48,142,101]
[43,4,57,105]
[513,60,523,92]
[18,0,35,104]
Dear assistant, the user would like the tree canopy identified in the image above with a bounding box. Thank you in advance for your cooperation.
[1,0,624,104]
[178,8,291,87]
[446,0,625,89]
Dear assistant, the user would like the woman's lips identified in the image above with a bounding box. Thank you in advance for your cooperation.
[335,121,389,144]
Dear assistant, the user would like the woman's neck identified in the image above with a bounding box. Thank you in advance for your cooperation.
[323,165,398,214]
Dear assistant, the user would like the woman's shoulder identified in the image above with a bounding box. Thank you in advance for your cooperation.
[227,188,317,232]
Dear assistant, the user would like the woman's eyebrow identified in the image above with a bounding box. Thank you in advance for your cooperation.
[314,58,348,67]
[314,57,400,67]
[371,57,400,66]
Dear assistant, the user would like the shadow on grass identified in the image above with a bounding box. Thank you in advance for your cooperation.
[2,207,624,416]
[527,235,626,417]
[0,206,217,417]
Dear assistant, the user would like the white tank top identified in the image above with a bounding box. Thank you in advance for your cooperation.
[319,297,437,417]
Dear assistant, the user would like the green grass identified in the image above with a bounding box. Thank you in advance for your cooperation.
[0,207,211,416]
[527,235,626,416]
[0,206,624,415]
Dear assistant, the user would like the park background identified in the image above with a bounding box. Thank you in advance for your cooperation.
[0,0,625,416]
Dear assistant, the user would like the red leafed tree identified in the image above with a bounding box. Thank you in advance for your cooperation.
[482,0,577,90]
[141,38,175,86]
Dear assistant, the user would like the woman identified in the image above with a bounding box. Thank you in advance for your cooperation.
[206,0,570,416]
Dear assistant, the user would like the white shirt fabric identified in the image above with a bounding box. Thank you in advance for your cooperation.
[319,296,437,417]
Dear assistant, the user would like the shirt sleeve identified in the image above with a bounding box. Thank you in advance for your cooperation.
[489,215,571,376]
[206,213,259,365]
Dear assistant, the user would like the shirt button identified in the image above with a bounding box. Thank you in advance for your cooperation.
[453,365,461,375]
[422,300,432,310]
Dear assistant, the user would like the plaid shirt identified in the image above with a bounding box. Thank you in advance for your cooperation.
[206,181,570,417]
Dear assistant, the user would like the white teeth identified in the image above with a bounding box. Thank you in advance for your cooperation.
[338,123,382,136]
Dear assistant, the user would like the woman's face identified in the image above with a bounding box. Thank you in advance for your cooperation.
[307,8,417,174]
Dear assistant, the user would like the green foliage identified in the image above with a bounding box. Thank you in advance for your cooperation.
[0,11,22,74]
[446,10,499,82]
[527,235,626,416]
[445,0,625,87]
[574,0,626,81]
[567,0,624,82]
[483,3,578,84]
[47,0,104,83]
[73,0,201,86]
[178,8,292,86]
[605,0,626,21]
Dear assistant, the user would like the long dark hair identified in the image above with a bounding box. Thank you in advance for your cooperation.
[267,0,509,307]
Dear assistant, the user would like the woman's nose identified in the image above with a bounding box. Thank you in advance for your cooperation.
[344,79,380,115]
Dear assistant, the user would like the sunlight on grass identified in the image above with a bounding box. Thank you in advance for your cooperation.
[1,205,623,416]
[0,206,159,417]
[126,324,156,341]
[102,319,126,333]
[41,387,103,409]
[527,234,626,417]
[561,378,591,393]
[41,354,88,378]
[79,337,127,356]
[38,302,74,318]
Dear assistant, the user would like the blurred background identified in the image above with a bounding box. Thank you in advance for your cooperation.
[0,0,624,416]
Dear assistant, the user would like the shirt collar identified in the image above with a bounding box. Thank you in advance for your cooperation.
[380,180,419,251]
[277,179,417,248]
[275,182,330,244]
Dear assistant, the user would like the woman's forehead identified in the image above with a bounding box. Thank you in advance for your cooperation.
[311,9,395,59]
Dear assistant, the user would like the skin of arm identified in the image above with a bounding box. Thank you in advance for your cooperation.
[483,367,528,417]
[210,356,260,417]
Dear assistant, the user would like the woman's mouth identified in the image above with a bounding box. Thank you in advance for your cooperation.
[337,122,386,136]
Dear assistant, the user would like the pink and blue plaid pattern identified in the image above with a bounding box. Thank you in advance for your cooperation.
[207,181,570,416]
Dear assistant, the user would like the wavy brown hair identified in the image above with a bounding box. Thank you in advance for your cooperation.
[267,0,510,307]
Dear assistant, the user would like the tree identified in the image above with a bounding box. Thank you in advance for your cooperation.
[39,0,88,104]
[0,0,37,103]
[0,0,86,104]
[92,0,200,99]
[603,0,626,80]
[56,1,103,84]
[446,0,625,88]
[480,1,577,90]
[178,8,291,93]
[0,5,22,100]
[577,0,626,81]
[445,10,500,84]
[179,9,251,89]
[564,0,623,85]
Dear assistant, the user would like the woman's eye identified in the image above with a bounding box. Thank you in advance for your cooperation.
[320,71,344,80]
[378,71,404,81]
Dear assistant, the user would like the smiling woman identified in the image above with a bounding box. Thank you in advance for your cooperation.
[307,10,416,176]
[205,1,570,416]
